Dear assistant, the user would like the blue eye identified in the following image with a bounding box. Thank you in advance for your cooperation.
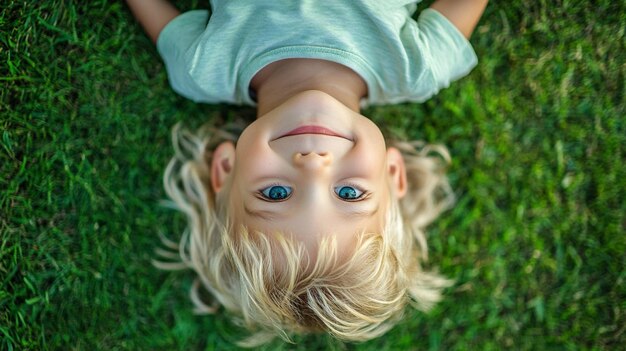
[335,186,364,200]
[260,185,292,201]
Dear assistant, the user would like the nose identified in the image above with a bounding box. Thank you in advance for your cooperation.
[293,152,332,170]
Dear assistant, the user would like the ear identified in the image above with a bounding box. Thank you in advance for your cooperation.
[210,141,236,193]
[386,147,407,199]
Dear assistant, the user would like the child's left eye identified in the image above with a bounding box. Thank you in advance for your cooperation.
[260,185,292,201]
[334,186,365,200]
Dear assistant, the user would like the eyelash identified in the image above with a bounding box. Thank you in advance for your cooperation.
[256,182,292,202]
[256,183,370,202]
[335,182,370,202]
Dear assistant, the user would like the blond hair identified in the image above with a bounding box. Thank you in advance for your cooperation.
[156,122,454,347]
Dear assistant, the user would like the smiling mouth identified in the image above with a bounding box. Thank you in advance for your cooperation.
[277,125,351,140]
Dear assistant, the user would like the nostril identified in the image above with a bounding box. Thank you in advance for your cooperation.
[298,152,328,157]
[293,152,332,167]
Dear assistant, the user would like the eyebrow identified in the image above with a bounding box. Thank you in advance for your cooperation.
[343,204,379,218]
[244,205,281,221]
[243,204,379,220]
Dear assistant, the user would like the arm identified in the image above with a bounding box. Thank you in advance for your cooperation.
[429,0,488,38]
[126,0,180,44]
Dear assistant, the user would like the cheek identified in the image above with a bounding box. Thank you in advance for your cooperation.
[346,140,387,176]
[235,122,283,172]
[235,141,286,178]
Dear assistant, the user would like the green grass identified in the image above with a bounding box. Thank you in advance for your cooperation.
[1,0,624,350]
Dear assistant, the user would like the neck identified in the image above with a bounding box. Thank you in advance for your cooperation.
[251,59,368,117]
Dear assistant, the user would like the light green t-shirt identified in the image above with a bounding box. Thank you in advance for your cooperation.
[157,0,477,106]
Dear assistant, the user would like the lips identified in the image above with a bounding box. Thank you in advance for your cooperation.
[278,125,350,140]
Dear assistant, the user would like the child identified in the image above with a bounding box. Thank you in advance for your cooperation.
[127,0,488,346]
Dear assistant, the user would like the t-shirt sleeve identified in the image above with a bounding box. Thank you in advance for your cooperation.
[156,10,210,102]
[416,8,478,92]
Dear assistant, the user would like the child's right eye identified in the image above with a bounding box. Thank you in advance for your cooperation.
[259,185,292,201]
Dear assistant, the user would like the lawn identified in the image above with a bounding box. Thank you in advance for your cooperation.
[1,0,624,350]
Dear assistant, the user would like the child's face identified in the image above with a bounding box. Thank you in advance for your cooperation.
[212,91,406,258]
